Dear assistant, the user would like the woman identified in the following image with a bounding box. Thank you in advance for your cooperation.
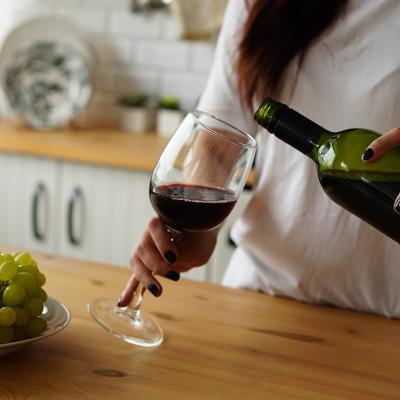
[363,128,400,213]
[119,0,400,317]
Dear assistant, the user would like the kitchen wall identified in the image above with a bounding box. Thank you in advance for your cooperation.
[0,0,216,124]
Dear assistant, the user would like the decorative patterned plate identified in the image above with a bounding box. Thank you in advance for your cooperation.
[0,297,71,357]
[3,40,92,130]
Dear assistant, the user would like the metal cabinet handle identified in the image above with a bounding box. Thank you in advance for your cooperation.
[67,186,83,246]
[31,182,46,241]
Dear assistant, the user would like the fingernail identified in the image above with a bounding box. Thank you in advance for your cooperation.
[164,250,177,264]
[117,296,124,307]
[148,283,160,297]
[394,199,400,214]
[165,270,180,281]
[362,148,374,161]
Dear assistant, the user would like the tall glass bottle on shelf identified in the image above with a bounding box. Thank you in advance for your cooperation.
[254,97,400,244]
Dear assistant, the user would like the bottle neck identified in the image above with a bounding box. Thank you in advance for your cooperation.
[254,98,328,156]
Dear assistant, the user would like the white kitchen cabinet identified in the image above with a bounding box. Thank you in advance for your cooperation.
[0,153,157,269]
[58,162,155,267]
[0,153,28,248]
[0,154,59,254]
[23,157,60,254]
[0,152,233,283]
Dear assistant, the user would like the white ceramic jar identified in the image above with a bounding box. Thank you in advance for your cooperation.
[156,109,184,138]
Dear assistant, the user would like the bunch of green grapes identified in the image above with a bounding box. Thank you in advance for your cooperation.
[0,251,47,344]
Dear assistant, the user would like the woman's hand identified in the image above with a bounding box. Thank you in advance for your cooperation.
[118,216,218,307]
[362,127,400,212]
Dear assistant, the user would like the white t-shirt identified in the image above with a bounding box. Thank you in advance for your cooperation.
[199,0,400,318]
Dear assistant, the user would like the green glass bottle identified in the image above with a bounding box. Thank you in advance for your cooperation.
[254,97,400,243]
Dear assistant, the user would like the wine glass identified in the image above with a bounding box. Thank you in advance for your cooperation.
[88,110,257,347]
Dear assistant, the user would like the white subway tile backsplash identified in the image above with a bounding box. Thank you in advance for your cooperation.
[95,40,133,65]
[159,13,180,40]
[114,68,159,95]
[190,42,216,72]
[38,0,81,6]
[160,71,209,102]
[137,41,189,69]
[95,70,114,92]
[85,91,121,121]
[81,0,130,7]
[54,7,107,34]
[177,96,200,111]
[0,0,54,11]
[0,7,53,45]
[109,10,163,38]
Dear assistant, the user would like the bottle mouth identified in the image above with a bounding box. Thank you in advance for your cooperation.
[254,97,285,131]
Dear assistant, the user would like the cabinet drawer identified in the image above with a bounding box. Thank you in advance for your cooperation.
[0,153,59,253]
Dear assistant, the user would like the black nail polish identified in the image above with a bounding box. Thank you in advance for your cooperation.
[164,250,177,264]
[117,297,123,307]
[148,283,160,297]
[165,270,180,281]
[362,148,374,161]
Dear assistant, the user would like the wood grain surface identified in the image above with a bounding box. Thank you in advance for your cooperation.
[0,251,399,400]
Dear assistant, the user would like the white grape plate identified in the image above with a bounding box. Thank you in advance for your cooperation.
[0,297,71,357]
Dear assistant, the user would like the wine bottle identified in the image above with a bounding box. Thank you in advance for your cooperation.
[254,97,400,244]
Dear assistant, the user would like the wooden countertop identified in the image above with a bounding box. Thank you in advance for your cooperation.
[0,120,256,186]
[1,251,400,399]
[0,120,169,173]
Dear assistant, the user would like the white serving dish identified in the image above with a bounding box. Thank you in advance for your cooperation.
[0,16,96,130]
[0,297,71,358]
[0,16,96,72]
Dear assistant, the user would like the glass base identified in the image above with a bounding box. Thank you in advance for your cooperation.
[88,298,163,347]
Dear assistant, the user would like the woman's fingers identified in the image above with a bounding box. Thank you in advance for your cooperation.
[130,255,163,297]
[136,233,181,281]
[147,217,179,264]
[118,217,182,306]
[362,127,400,163]
[118,255,163,307]
[118,274,140,307]
[361,127,400,211]
[119,216,217,306]
[394,193,400,214]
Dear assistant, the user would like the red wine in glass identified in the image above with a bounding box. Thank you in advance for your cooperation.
[149,183,237,232]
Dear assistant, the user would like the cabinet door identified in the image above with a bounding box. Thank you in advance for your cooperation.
[0,153,59,253]
[208,189,252,284]
[59,162,155,266]
[23,157,60,253]
[0,153,26,248]
[59,161,209,282]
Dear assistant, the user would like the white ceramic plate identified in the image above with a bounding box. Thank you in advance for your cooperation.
[0,297,71,357]
[0,16,95,130]
[0,16,96,72]
[3,40,92,130]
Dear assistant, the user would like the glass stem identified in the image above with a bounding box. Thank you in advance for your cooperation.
[124,282,145,320]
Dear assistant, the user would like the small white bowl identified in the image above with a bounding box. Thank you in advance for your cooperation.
[0,297,71,358]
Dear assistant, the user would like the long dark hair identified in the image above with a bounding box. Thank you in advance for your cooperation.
[237,0,348,109]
